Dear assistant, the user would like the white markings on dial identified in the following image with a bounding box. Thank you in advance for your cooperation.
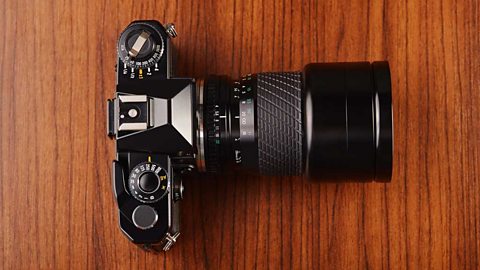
[128,162,168,203]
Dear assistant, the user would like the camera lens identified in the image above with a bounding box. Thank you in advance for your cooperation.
[195,62,393,181]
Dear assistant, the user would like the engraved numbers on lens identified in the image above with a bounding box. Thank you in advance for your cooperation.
[128,162,168,203]
[240,98,254,138]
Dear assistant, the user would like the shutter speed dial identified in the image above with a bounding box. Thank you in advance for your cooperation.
[128,162,168,203]
[118,22,164,69]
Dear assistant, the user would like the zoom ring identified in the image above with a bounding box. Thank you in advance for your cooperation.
[256,72,303,175]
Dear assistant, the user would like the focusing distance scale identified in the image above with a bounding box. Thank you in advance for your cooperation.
[108,20,393,251]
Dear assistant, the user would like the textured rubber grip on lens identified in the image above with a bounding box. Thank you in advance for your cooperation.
[256,72,303,175]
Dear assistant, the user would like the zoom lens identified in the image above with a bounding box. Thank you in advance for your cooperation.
[195,62,393,181]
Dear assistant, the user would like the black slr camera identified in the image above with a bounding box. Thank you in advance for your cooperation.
[107,20,393,251]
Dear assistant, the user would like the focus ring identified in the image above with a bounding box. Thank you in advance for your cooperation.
[256,72,303,175]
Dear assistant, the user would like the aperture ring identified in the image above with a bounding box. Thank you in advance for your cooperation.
[204,77,222,172]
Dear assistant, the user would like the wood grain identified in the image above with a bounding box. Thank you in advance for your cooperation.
[1,0,479,269]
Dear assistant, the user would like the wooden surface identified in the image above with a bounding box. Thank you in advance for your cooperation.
[1,0,479,269]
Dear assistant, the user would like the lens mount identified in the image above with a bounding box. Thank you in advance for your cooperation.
[195,79,206,172]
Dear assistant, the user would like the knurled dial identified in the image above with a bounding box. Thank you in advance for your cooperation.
[118,22,164,69]
[128,162,168,203]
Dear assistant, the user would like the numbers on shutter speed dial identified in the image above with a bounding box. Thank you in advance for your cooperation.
[128,162,168,203]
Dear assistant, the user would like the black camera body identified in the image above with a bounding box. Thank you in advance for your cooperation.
[108,21,194,251]
[107,20,393,251]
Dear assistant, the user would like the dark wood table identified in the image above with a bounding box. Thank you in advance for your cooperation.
[1,0,479,269]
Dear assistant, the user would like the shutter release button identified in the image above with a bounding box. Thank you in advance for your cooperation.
[132,205,158,230]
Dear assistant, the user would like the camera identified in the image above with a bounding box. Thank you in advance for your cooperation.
[107,20,393,251]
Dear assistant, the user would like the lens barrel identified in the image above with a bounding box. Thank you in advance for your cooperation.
[303,62,392,181]
[197,61,393,182]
